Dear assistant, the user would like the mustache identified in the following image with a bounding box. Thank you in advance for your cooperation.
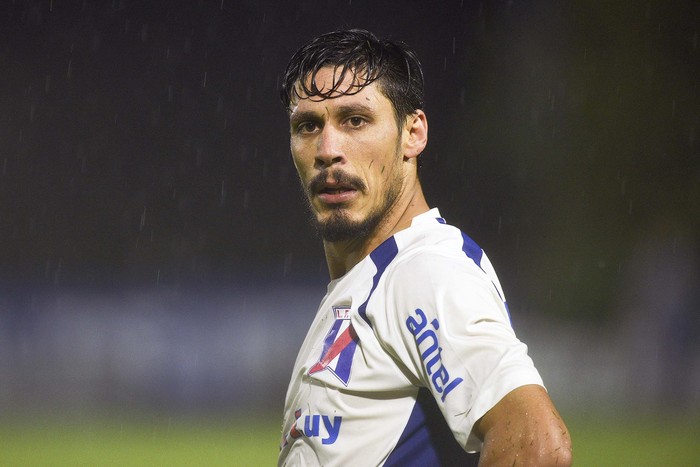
[308,169,367,194]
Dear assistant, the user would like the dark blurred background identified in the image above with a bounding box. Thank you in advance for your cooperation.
[1,0,698,421]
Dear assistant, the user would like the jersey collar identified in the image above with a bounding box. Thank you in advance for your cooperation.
[410,207,443,226]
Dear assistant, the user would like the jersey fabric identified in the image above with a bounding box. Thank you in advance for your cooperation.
[279,208,544,466]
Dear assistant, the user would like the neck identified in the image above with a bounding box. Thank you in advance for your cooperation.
[323,184,429,279]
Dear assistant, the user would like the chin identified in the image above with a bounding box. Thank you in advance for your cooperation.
[313,208,381,243]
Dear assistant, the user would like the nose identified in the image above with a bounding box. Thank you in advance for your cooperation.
[315,126,346,169]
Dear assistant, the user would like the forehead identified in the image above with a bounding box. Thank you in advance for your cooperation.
[289,66,388,112]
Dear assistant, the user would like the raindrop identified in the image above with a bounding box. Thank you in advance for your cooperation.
[91,34,101,52]
[202,71,207,88]
[54,258,62,286]
[140,206,147,230]
[283,253,293,277]
[67,59,72,79]
[45,75,51,93]
[220,180,226,206]
[689,125,695,147]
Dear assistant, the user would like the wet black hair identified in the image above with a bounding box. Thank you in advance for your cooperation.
[280,29,425,128]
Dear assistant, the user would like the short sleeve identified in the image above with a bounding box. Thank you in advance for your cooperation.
[370,249,544,452]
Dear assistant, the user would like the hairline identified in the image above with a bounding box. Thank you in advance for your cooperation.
[287,67,411,132]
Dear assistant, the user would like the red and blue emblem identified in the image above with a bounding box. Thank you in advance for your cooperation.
[308,306,359,386]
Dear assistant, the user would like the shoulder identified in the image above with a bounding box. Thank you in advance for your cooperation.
[373,223,509,323]
[387,221,495,295]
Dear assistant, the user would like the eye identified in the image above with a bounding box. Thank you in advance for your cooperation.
[296,121,320,134]
[346,116,366,128]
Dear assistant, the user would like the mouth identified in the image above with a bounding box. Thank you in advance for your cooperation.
[315,184,358,204]
[309,171,364,205]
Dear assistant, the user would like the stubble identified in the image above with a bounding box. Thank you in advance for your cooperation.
[304,154,404,243]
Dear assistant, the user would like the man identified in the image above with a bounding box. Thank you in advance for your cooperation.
[278,29,572,466]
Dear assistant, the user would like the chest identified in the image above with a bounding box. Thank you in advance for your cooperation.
[287,273,414,404]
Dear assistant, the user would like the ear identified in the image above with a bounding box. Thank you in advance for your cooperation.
[403,110,428,160]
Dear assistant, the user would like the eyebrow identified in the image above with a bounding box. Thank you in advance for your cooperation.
[289,103,376,126]
[289,110,319,127]
[335,103,375,118]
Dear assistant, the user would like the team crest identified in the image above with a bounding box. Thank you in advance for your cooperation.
[308,306,359,386]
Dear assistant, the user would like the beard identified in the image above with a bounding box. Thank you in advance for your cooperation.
[304,163,404,243]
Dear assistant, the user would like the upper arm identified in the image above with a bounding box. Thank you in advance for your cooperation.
[377,251,548,451]
[473,384,572,466]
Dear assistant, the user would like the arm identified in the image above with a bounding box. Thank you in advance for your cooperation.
[473,384,572,466]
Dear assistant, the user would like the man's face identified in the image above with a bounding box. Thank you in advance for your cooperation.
[288,67,407,242]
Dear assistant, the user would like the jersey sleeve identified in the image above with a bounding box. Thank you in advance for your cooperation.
[371,248,544,452]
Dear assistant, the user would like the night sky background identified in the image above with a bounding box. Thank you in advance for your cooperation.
[1,0,698,323]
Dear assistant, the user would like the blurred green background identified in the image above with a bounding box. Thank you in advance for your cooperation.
[1,414,699,466]
[1,0,698,465]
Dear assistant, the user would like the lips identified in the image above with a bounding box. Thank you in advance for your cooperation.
[316,183,358,204]
[309,170,364,205]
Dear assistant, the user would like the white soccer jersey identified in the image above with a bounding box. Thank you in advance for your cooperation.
[279,208,544,466]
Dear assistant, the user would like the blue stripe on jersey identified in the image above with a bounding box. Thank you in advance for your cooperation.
[358,236,399,326]
[384,388,480,467]
[460,232,484,269]
[461,231,508,310]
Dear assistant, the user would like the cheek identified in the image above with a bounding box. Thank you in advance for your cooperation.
[291,136,318,160]
[291,155,316,192]
[290,145,309,172]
